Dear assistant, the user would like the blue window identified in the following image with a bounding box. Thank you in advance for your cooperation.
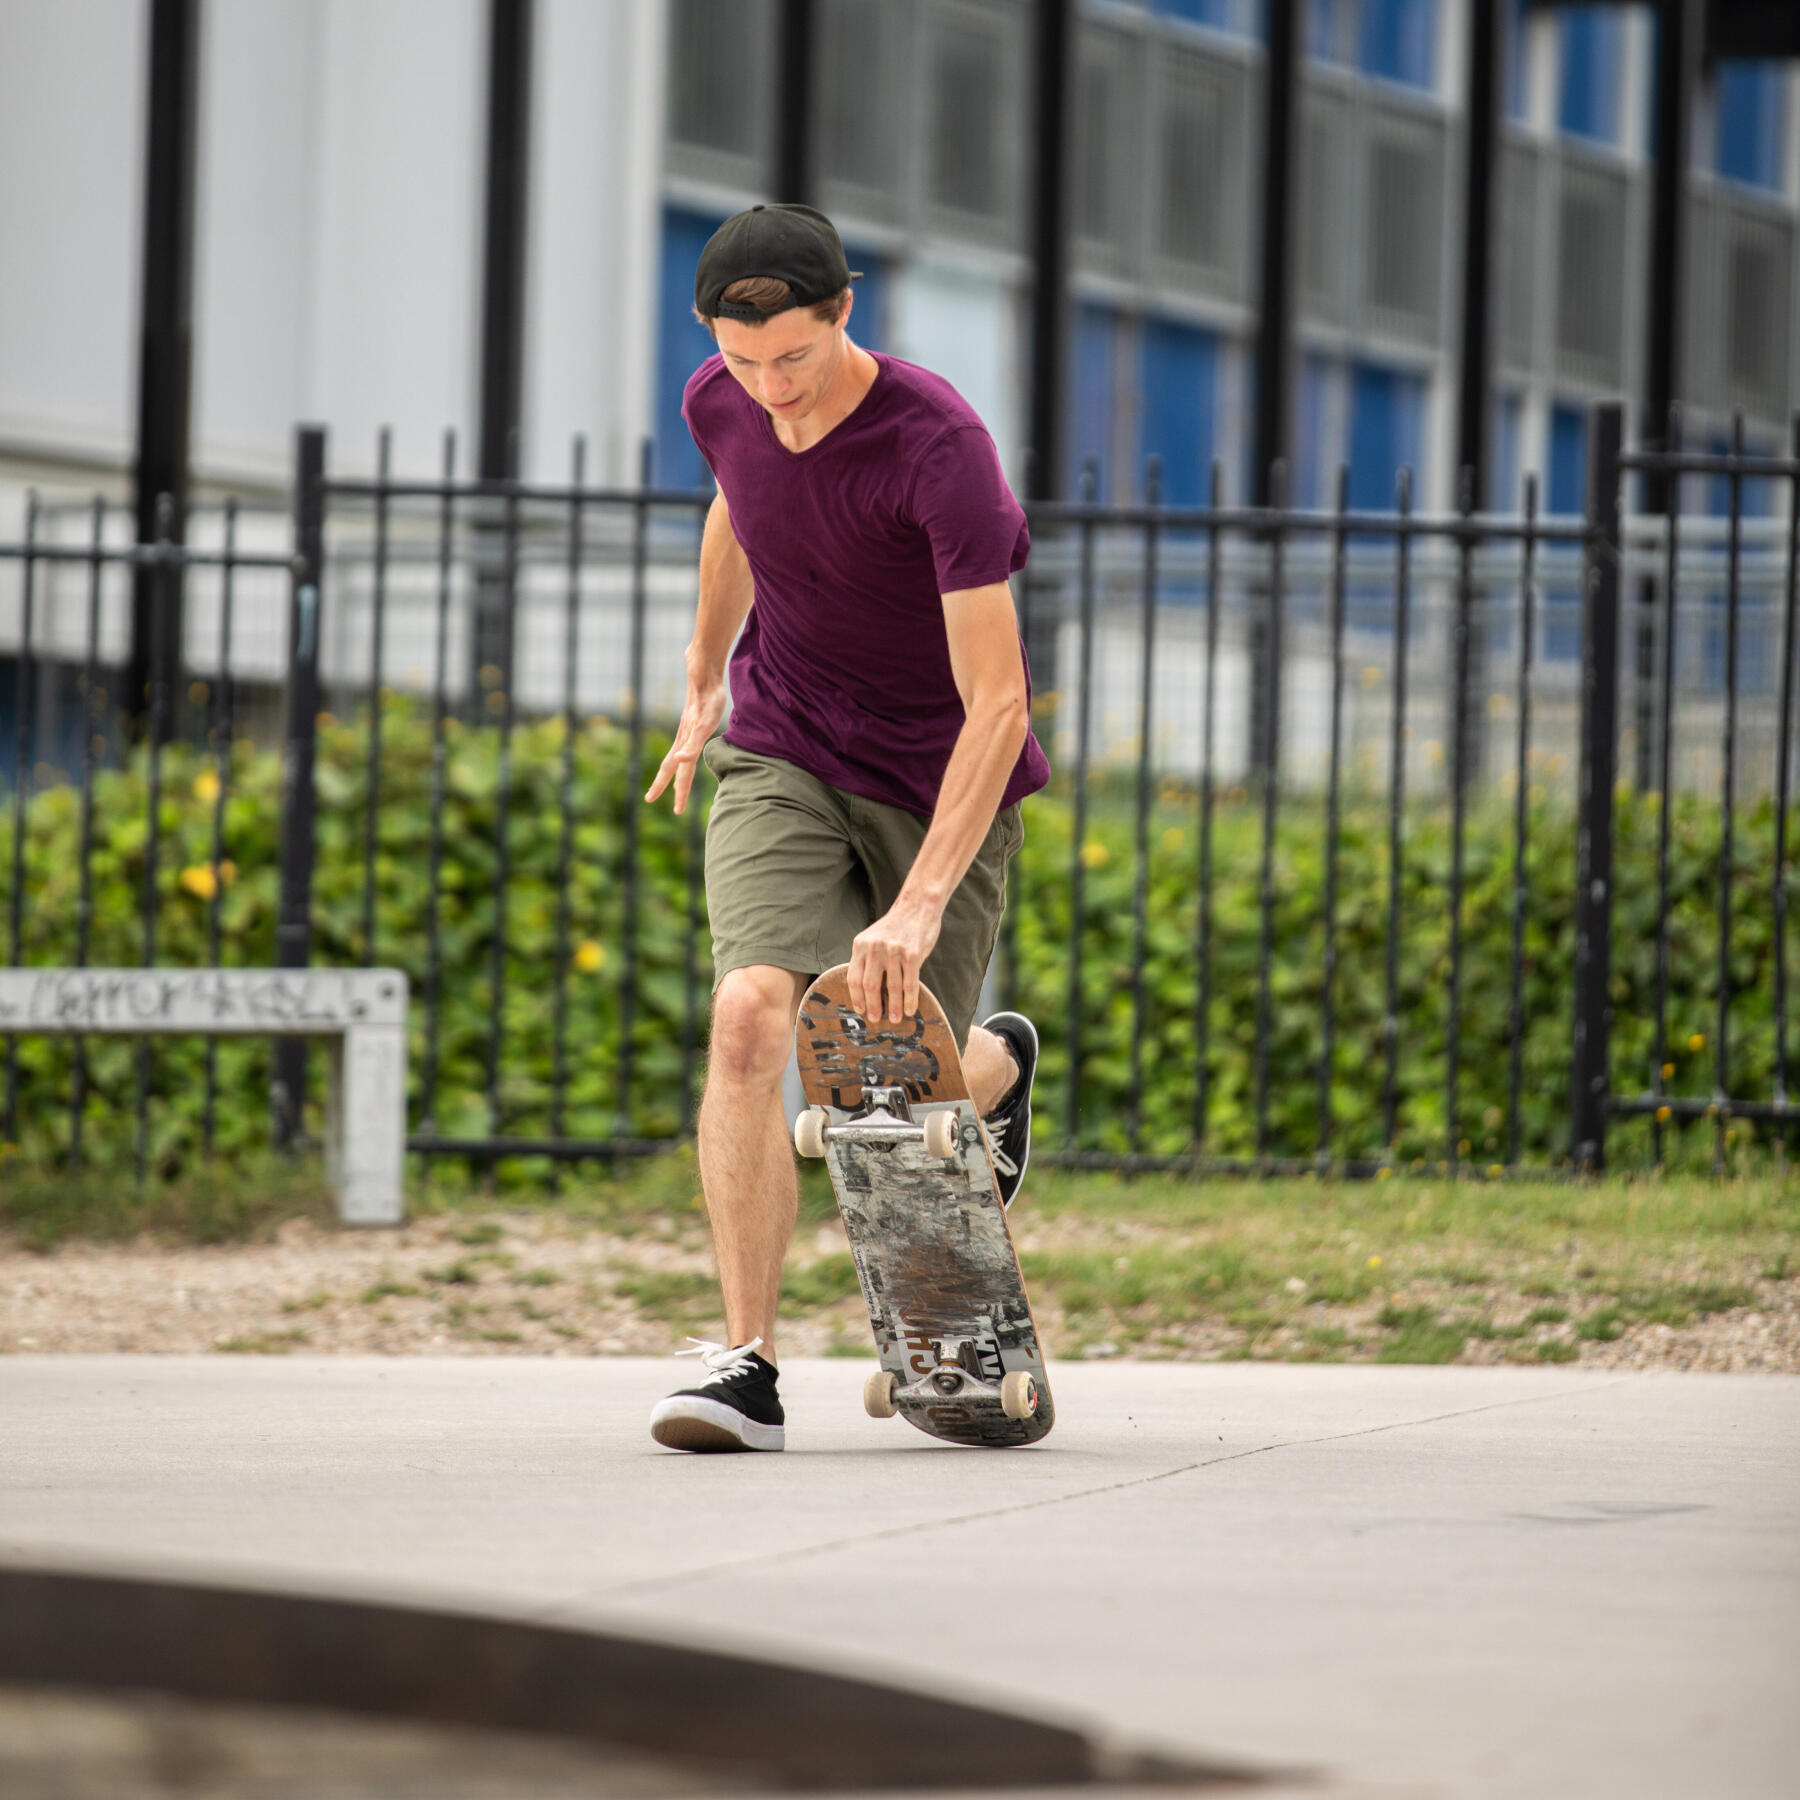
[1308,0,1338,62]
[1716,63,1787,193]
[1548,403,1587,513]
[1308,0,1435,86]
[1506,0,1529,122]
[1295,353,1333,511]
[1138,318,1219,507]
[1544,403,1589,662]
[1069,303,1118,499]
[1155,0,1237,26]
[843,245,887,352]
[1359,0,1435,89]
[656,206,725,490]
[1346,362,1424,513]
[1557,8,1623,145]
[1490,391,1523,512]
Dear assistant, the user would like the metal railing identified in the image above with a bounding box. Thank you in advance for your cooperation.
[1,403,1795,1181]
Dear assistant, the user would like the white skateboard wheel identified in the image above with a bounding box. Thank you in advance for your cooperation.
[922,1109,958,1159]
[794,1107,829,1158]
[864,1368,899,1418]
[1000,1370,1038,1420]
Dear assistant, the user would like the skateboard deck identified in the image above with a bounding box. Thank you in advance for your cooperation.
[793,965,1053,1448]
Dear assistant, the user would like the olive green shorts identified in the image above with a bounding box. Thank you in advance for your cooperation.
[701,736,1024,1049]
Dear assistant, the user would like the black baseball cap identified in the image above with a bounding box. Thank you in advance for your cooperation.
[694,203,861,321]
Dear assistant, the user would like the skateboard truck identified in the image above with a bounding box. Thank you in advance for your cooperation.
[864,1345,1041,1421]
[795,1085,963,1160]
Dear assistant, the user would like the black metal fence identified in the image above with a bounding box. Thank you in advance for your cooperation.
[1,402,1794,1182]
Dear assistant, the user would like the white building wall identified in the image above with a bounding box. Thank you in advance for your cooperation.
[0,0,146,470]
[191,0,323,484]
[889,258,1023,482]
[522,0,667,486]
[295,0,486,480]
[4,0,663,494]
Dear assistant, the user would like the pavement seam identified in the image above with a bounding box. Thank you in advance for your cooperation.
[575,1375,1634,1609]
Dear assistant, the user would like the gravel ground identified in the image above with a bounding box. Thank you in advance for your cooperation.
[4,1209,1797,1371]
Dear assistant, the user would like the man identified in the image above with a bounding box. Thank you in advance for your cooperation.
[642,204,1049,1453]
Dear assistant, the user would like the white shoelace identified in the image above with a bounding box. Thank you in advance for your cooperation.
[983,1117,1018,1178]
[676,1336,765,1386]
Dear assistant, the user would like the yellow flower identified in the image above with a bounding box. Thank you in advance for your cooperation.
[192,769,220,806]
[573,939,605,974]
[1688,1033,1705,1053]
[1376,1167,1392,1180]
[1366,1255,1382,1270]
[1656,1104,1671,1123]
[180,864,218,901]
[1661,1062,1674,1080]
[1080,840,1110,870]
[1160,826,1185,854]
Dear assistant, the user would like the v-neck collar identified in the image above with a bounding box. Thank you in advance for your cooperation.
[756,350,887,460]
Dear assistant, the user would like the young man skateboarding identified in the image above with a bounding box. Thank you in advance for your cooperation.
[642,203,1049,1452]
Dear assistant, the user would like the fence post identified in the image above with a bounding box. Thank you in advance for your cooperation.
[1570,403,1624,1171]
[274,425,326,1149]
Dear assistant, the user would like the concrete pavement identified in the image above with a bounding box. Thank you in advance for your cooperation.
[2,1356,1796,1798]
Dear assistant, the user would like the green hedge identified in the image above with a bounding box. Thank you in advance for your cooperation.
[1,700,1792,1175]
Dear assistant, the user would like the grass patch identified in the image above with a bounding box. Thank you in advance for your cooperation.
[7,1147,1792,1366]
[424,1257,485,1286]
[279,1291,333,1314]
[215,1329,307,1354]
[611,1268,717,1323]
[1577,1304,1626,1342]
[1374,1305,1469,1364]
[360,1278,423,1303]
[780,1253,860,1309]
[1,1153,331,1252]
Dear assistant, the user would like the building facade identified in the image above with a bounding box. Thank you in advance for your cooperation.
[660,0,1799,515]
[0,0,1795,511]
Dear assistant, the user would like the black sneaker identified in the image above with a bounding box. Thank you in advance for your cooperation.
[649,1338,786,1453]
[979,1011,1038,1209]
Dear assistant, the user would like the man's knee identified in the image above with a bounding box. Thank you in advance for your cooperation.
[708,967,804,1087]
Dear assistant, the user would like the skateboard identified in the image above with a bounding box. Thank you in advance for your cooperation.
[792,965,1053,1448]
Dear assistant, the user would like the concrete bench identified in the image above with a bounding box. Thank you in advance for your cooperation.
[0,968,409,1225]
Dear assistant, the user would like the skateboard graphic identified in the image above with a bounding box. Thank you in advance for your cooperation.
[793,965,1053,1448]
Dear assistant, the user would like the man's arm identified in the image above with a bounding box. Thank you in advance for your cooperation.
[646,491,755,813]
[845,580,1029,1023]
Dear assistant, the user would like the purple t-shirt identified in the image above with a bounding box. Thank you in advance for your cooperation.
[682,350,1051,818]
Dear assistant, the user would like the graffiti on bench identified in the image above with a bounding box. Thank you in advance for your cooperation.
[0,968,407,1035]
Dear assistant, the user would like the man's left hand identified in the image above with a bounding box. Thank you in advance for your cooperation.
[847,901,942,1024]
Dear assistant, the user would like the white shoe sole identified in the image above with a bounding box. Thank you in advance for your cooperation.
[649,1395,785,1453]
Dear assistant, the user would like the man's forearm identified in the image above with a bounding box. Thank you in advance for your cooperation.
[690,494,755,679]
[896,693,1029,914]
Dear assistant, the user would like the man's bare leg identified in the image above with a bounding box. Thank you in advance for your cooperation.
[963,1023,1020,1115]
[696,964,811,1365]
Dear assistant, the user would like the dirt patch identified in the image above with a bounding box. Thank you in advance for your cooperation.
[4,1208,1797,1370]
